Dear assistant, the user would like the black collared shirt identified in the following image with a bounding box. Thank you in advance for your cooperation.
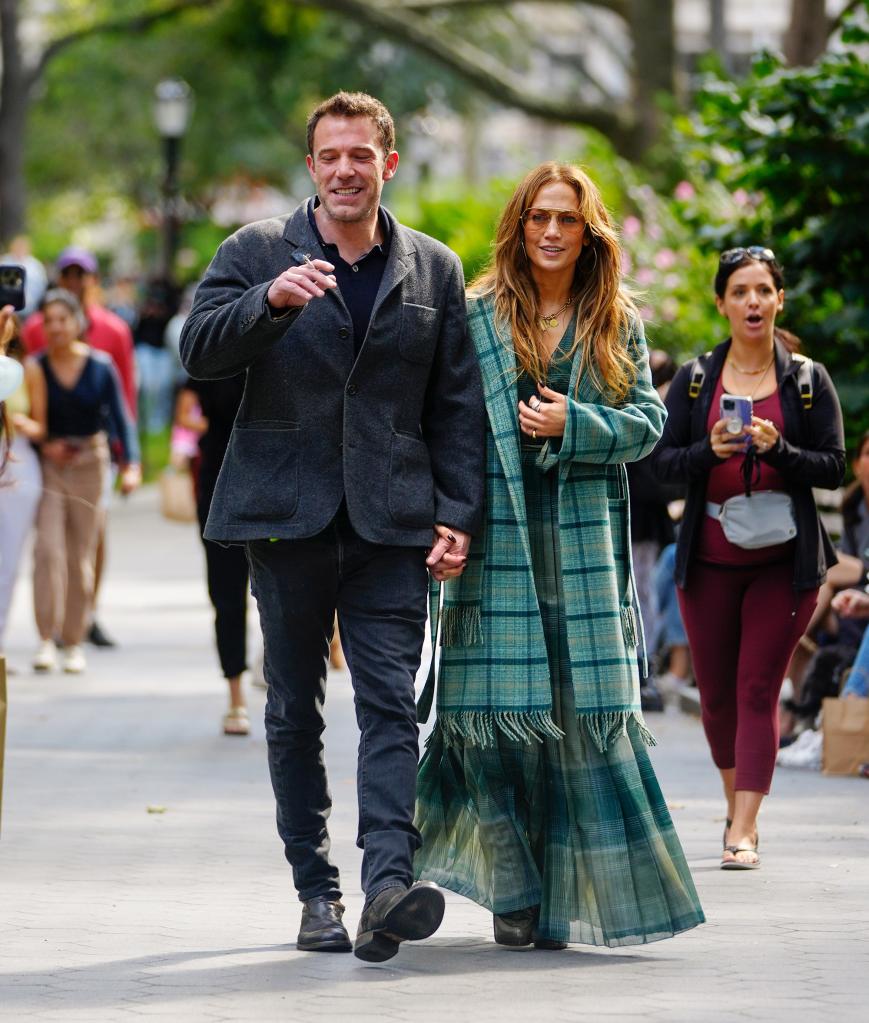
[307,200,391,357]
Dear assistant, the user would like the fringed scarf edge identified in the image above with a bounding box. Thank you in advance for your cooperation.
[425,709,656,752]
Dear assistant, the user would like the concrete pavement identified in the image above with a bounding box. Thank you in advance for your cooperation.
[1,487,867,1022]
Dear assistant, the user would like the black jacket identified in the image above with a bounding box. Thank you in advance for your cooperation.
[180,200,485,545]
[651,338,845,591]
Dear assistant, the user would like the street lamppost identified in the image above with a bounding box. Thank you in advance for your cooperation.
[153,78,193,282]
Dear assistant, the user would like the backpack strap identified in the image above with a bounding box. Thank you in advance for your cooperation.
[792,353,814,410]
[686,352,712,400]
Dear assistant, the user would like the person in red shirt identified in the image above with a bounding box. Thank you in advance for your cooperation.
[22,248,137,419]
[23,247,138,648]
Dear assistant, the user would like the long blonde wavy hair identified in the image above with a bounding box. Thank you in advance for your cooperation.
[470,162,638,403]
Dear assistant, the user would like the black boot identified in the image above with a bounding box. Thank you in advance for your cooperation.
[493,907,537,947]
[297,896,352,952]
[354,882,445,963]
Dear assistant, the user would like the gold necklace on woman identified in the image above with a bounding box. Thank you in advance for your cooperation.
[729,353,775,398]
[539,298,572,331]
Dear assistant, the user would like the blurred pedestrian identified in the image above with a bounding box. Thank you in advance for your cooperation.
[832,588,869,699]
[180,92,484,961]
[0,316,45,663]
[414,163,704,948]
[175,375,250,735]
[30,290,140,675]
[627,349,682,710]
[653,246,845,868]
[23,247,138,649]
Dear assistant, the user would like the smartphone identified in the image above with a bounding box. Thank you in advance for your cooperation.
[720,394,752,440]
[0,264,27,311]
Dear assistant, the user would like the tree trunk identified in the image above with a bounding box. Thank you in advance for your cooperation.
[783,0,828,66]
[622,0,676,159]
[0,0,30,245]
[709,0,731,72]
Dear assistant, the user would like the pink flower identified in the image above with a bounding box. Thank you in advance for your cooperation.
[621,252,633,275]
[623,216,641,239]
[654,248,676,270]
[674,180,695,201]
[639,306,655,321]
[733,188,750,207]
[648,223,663,241]
[636,267,656,285]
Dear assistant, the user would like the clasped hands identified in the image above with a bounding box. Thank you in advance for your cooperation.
[710,415,779,459]
[426,524,471,582]
[518,384,567,439]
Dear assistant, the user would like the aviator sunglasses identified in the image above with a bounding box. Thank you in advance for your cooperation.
[719,246,776,266]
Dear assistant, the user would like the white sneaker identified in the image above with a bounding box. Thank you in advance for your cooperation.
[62,645,87,674]
[32,639,57,672]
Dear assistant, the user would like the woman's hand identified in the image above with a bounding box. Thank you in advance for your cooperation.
[710,418,748,459]
[749,415,779,454]
[119,463,142,495]
[40,439,74,466]
[518,384,567,440]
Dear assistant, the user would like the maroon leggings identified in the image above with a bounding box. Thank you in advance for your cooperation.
[678,560,817,794]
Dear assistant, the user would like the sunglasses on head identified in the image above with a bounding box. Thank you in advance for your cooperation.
[719,246,776,266]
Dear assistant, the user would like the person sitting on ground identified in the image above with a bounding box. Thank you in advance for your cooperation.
[831,588,869,700]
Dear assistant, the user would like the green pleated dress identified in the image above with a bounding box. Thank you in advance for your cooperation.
[415,330,704,947]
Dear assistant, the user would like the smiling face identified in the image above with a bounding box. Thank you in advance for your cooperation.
[306,114,398,224]
[521,181,588,279]
[43,301,80,348]
[715,261,784,343]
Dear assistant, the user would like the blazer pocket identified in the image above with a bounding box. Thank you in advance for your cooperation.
[227,422,300,520]
[399,302,439,364]
[388,431,434,527]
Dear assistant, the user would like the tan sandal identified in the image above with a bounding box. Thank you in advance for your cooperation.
[222,706,250,736]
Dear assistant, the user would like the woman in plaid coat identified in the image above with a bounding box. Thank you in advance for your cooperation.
[414,164,704,948]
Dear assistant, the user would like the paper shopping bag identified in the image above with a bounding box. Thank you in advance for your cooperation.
[821,697,869,776]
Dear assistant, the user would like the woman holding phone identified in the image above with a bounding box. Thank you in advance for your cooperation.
[652,247,845,868]
[30,289,140,675]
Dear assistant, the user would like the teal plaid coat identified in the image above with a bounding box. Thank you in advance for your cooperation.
[419,294,667,752]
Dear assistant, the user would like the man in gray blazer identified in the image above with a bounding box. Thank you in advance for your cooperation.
[181,92,484,962]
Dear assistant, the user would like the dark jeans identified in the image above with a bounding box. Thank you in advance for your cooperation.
[245,504,428,904]
[198,500,248,679]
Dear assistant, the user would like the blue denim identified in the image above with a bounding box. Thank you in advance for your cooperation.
[653,543,688,649]
[246,503,427,903]
[841,623,869,699]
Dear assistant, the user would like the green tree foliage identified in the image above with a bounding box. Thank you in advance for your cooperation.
[685,15,869,438]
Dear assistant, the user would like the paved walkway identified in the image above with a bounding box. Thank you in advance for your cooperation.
[1,488,867,1021]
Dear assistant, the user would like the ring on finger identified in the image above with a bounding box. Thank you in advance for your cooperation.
[532,429,537,440]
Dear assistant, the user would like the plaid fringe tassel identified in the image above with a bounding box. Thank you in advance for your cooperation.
[428,710,565,749]
[441,605,483,648]
[578,711,657,753]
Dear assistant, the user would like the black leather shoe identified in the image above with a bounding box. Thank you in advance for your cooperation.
[354,882,445,963]
[297,896,352,952]
[534,938,568,950]
[87,621,117,648]
[493,907,537,946]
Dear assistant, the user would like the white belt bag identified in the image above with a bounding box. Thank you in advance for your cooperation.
[706,491,797,549]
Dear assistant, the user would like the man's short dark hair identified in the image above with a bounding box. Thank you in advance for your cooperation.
[306,92,395,157]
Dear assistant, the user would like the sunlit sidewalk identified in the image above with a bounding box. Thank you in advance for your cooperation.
[0,487,866,1022]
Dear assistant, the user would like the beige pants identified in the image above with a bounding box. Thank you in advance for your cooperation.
[33,435,109,647]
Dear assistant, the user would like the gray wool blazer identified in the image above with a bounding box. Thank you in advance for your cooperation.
[180,199,485,546]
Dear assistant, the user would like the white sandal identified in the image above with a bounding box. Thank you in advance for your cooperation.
[222,706,250,736]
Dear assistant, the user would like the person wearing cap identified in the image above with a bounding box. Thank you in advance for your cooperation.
[22,248,137,419]
[23,247,138,649]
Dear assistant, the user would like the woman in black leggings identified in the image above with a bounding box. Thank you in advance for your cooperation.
[177,374,249,734]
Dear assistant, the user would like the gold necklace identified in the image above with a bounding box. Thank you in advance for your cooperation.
[539,298,572,331]
[727,350,774,374]
[745,355,775,398]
